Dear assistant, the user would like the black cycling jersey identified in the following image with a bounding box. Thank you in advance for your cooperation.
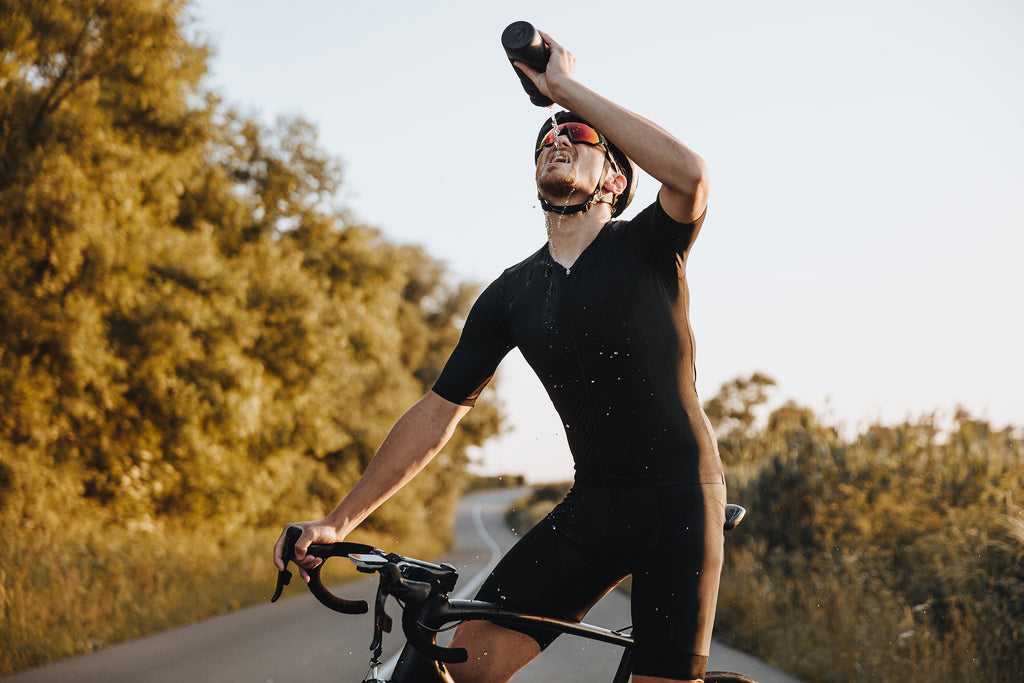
[432,198,724,485]
[435,198,726,679]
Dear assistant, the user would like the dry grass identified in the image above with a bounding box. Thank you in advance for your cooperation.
[0,516,444,676]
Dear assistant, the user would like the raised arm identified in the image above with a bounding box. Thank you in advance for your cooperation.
[517,31,709,223]
[273,390,471,579]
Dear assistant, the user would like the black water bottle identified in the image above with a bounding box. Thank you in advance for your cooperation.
[501,21,553,107]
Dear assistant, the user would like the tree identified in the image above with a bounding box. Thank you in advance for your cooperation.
[0,0,501,534]
[1,0,211,521]
[703,372,776,473]
[1,2,503,671]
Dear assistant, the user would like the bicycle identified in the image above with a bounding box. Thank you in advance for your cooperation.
[272,502,757,683]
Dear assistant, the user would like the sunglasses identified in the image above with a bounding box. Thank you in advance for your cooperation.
[537,122,606,154]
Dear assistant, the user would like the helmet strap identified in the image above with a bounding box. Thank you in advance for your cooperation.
[539,193,601,214]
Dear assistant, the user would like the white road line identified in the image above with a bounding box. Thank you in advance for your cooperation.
[378,500,505,676]
[456,501,504,598]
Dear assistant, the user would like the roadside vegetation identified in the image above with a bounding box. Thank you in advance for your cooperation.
[711,375,1023,682]
[504,480,572,534]
[505,374,1023,682]
[0,1,501,674]
[465,473,528,495]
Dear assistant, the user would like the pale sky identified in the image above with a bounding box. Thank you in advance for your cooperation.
[191,0,1023,482]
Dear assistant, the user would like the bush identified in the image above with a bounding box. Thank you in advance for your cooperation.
[709,387,1024,682]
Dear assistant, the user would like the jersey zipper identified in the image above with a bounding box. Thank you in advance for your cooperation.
[561,264,610,481]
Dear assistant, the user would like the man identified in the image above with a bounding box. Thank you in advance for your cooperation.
[274,31,724,683]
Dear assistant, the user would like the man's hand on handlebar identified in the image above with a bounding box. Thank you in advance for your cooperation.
[273,520,344,582]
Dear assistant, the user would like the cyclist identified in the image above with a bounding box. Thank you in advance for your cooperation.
[275,30,724,683]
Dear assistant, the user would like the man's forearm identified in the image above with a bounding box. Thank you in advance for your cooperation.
[323,393,470,535]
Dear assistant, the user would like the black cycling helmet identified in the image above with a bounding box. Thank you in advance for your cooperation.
[534,111,638,218]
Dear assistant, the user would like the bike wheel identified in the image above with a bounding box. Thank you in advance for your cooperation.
[705,672,759,683]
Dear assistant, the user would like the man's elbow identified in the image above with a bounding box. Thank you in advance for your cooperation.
[686,155,710,201]
[693,162,710,216]
[662,159,709,223]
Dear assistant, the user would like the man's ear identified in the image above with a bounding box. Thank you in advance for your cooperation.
[603,169,628,197]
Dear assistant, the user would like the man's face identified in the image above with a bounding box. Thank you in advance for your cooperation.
[535,130,609,201]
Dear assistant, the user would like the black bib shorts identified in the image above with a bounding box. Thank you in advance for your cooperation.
[475,482,726,680]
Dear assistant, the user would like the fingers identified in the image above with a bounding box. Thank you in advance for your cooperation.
[274,522,329,576]
[537,31,573,65]
[273,524,299,571]
[537,30,560,51]
[290,526,314,565]
[516,59,540,76]
[533,30,575,93]
[273,532,285,571]
[514,60,540,79]
[293,527,324,583]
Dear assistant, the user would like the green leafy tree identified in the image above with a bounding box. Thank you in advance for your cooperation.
[0,0,501,629]
[703,372,776,474]
[0,0,502,672]
[1,0,212,523]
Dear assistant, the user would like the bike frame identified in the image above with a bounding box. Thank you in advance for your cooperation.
[387,596,636,683]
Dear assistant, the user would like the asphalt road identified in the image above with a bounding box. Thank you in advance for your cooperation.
[4,488,802,682]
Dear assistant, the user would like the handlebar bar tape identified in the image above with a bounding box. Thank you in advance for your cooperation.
[305,564,370,614]
[272,526,376,613]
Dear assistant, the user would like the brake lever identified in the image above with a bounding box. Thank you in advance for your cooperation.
[271,568,292,603]
[270,526,302,603]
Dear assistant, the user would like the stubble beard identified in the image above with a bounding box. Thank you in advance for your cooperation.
[538,167,578,204]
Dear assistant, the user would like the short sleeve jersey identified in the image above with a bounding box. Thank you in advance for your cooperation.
[432,199,724,485]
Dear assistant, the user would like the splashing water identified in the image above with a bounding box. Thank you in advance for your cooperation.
[545,211,558,264]
[543,108,573,274]
[545,195,573,275]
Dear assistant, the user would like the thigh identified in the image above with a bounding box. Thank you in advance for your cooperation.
[474,488,628,649]
[629,483,727,681]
